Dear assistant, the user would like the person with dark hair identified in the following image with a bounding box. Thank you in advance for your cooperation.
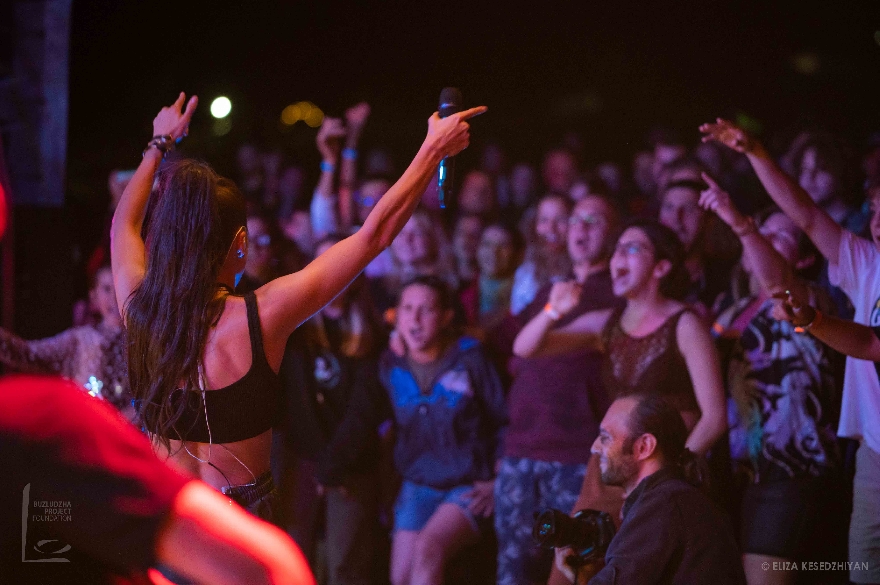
[701,118,880,584]
[0,263,132,417]
[555,394,746,585]
[110,92,483,537]
[380,275,507,585]
[700,175,844,584]
[658,178,736,310]
[277,234,390,585]
[510,193,573,315]
[786,132,865,233]
[515,218,727,574]
[495,195,621,585]
[459,221,522,330]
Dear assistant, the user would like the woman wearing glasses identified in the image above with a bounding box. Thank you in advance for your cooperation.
[513,218,727,552]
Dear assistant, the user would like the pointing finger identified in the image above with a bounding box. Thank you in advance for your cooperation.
[458,106,488,120]
[173,92,186,110]
[700,172,719,190]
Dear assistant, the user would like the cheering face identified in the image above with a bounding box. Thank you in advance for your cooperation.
[798,148,838,207]
[477,226,516,279]
[592,398,641,487]
[392,217,434,266]
[567,197,613,265]
[659,187,706,251]
[535,197,569,250]
[610,228,662,299]
[397,284,452,354]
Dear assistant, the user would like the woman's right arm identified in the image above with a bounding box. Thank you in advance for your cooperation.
[110,93,198,319]
[512,281,609,357]
[699,119,843,263]
[698,172,810,301]
[258,106,487,344]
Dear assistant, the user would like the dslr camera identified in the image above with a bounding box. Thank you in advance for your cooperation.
[532,508,616,566]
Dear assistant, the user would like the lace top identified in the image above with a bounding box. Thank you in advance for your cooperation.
[0,323,130,410]
[601,307,699,413]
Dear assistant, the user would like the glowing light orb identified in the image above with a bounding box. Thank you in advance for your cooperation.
[210,97,232,119]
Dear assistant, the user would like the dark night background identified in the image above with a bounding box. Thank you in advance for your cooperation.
[15,0,880,332]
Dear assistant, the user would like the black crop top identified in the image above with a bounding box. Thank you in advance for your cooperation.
[158,292,282,443]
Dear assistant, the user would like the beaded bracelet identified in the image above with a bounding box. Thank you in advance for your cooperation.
[142,135,175,158]
[342,147,358,160]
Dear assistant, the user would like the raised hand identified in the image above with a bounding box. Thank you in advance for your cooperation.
[344,102,371,135]
[699,118,757,154]
[316,117,347,161]
[424,106,488,160]
[698,172,748,231]
[548,280,583,317]
[153,92,198,141]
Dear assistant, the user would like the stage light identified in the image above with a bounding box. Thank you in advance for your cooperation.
[210,97,232,119]
[304,102,324,128]
[281,103,303,125]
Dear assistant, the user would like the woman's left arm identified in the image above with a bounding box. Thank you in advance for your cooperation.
[110,93,197,320]
[676,311,728,455]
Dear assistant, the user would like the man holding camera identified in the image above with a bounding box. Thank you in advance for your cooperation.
[557,394,745,585]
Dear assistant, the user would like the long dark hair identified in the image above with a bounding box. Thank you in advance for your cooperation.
[126,160,246,449]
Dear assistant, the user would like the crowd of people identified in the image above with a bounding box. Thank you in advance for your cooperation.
[5,93,880,585]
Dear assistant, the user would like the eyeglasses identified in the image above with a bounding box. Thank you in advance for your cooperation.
[568,214,605,227]
[614,241,652,256]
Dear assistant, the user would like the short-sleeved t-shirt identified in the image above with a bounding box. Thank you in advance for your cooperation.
[828,230,880,452]
[0,375,191,583]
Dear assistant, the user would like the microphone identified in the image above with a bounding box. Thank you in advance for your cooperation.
[437,87,463,209]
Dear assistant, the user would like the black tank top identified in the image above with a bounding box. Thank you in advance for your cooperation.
[601,306,700,413]
[161,292,282,443]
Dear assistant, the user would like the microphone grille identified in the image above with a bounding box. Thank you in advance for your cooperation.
[438,87,463,118]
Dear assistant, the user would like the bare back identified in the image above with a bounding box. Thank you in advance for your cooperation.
[159,295,280,490]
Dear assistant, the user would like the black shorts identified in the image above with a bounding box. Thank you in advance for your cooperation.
[740,476,823,559]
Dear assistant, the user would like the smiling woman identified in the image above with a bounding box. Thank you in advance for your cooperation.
[513,219,727,576]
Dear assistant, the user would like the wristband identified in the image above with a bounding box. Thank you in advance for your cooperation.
[342,147,358,160]
[543,303,562,321]
[320,161,336,173]
[733,217,757,238]
[142,134,175,159]
[794,308,822,334]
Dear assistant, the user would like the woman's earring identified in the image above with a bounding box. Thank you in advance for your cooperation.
[237,250,245,259]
